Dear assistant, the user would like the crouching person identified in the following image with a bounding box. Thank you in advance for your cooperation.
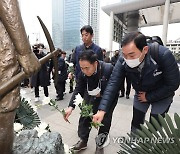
[63,50,119,153]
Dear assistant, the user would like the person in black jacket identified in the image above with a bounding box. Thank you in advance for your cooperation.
[102,48,110,63]
[55,51,68,101]
[63,50,118,153]
[31,44,50,102]
[110,50,120,66]
[93,31,180,133]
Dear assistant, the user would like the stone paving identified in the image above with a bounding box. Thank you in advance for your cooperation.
[20,81,180,154]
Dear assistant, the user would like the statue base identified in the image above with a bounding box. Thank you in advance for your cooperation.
[13,130,64,154]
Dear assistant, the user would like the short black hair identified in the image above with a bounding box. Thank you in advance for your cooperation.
[121,31,147,51]
[79,49,97,64]
[102,49,106,52]
[80,25,93,35]
[61,51,66,55]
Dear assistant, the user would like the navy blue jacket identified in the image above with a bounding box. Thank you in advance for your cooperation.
[71,43,103,78]
[98,45,180,112]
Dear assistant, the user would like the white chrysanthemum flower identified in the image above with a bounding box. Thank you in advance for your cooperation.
[69,63,74,67]
[64,144,72,154]
[36,128,47,137]
[42,97,51,105]
[20,89,26,95]
[34,122,48,137]
[74,93,83,106]
[38,122,48,130]
[14,123,23,133]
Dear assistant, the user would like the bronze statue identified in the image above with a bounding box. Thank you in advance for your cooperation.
[0,0,41,153]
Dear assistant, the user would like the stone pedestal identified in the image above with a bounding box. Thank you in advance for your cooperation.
[13,130,64,154]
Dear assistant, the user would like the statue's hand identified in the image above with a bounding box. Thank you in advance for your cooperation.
[18,52,41,76]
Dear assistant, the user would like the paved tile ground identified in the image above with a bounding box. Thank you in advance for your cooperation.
[21,81,180,154]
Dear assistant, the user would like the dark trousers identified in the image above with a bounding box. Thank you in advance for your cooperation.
[55,81,66,98]
[120,75,131,96]
[131,105,171,133]
[78,95,118,142]
[69,79,74,92]
[35,86,49,97]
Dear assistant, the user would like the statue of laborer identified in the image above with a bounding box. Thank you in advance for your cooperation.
[0,0,40,153]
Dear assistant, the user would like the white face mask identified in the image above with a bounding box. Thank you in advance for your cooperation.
[124,58,141,68]
[124,53,142,68]
[87,80,101,96]
[87,86,101,96]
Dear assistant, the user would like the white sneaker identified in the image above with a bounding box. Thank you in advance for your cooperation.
[42,96,51,105]
[35,97,39,102]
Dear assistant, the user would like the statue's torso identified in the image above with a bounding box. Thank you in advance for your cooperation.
[0,20,20,113]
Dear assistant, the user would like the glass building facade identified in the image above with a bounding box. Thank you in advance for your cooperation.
[63,0,89,51]
[52,0,64,49]
[89,0,100,45]
[52,0,100,53]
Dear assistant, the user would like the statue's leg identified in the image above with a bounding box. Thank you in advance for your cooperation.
[0,111,16,154]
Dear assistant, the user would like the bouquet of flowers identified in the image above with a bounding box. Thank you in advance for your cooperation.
[74,93,104,129]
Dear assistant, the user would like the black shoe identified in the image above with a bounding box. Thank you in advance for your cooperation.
[71,139,87,152]
[55,97,63,101]
[126,95,130,99]
[95,147,104,154]
[119,94,124,98]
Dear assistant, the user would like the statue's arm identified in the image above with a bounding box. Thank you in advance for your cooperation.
[0,0,40,75]
[0,0,31,55]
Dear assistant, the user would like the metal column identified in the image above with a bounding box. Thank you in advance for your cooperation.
[162,0,170,45]
[127,10,139,32]
[109,11,114,52]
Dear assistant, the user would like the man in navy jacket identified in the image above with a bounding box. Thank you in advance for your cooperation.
[93,31,180,133]
[71,25,103,79]
[64,50,118,153]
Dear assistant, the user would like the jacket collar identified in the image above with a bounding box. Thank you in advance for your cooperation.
[83,42,94,49]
